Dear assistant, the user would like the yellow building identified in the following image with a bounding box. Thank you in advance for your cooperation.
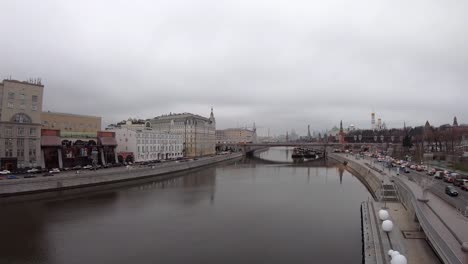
[41,111,101,137]
[216,128,257,144]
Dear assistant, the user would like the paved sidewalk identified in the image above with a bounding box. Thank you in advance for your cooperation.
[380,202,441,264]
[344,154,468,263]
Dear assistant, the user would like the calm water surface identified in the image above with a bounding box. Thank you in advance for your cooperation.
[0,147,371,264]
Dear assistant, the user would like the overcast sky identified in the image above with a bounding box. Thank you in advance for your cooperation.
[1,0,467,136]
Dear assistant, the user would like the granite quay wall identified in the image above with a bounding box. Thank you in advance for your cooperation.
[0,153,243,197]
[328,153,382,199]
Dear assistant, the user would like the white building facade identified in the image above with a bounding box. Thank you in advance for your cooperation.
[109,120,184,162]
[149,109,216,157]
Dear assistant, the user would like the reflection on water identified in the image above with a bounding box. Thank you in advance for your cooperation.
[0,147,370,264]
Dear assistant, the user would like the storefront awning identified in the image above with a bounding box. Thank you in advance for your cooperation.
[41,135,62,147]
[99,137,117,146]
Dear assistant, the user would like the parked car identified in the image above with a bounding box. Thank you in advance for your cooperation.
[461,180,468,191]
[49,168,60,174]
[445,186,459,196]
[0,170,11,175]
[27,168,40,173]
[72,165,82,170]
[7,175,18,179]
[82,165,93,170]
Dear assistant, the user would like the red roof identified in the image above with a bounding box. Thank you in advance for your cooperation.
[99,137,117,146]
[41,135,62,147]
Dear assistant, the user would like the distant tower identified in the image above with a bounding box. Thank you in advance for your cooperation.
[453,116,458,126]
[339,120,345,144]
[252,122,257,143]
[209,107,215,124]
[371,112,376,130]
[286,131,289,142]
[307,125,312,141]
[377,118,382,130]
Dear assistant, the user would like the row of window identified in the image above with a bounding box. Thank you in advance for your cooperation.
[42,121,98,129]
[4,138,37,158]
[136,139,181,144]
[2,127,37,137]
[7,92,38,102]
[137,152,182,159]
[137,145,182,153]
[6,101,38,111]
[136,133,182,139]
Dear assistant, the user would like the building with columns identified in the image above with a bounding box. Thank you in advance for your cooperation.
[40,112,116,169]
[107,119,184,162]
[149,109,216,157]
[0,79,44,170]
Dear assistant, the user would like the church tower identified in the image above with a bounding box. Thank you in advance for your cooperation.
[209,107,215,125]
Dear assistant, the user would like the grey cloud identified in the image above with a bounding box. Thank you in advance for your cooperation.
[1,0,467,136]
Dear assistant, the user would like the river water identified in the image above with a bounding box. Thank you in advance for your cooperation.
[0,147,371,264]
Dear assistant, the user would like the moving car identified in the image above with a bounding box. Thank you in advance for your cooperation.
[27,168,40,173]
[434,171,444,179]
[49,168,60,174]
[82,165,93,170]
[445,186,459,197]
[0,170,11,175]
[461,180,468,191]
[7,175,18,179]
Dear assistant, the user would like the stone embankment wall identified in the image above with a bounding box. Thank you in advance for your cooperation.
[0,153,243,197]
[328,153,382,199]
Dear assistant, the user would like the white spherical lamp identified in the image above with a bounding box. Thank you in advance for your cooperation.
[382,220,393,232]
[387,250,394,256]
[390,254,407,264]
[379,210,389,221]
[389,251,400,258]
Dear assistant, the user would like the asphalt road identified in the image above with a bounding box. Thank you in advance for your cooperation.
[368,159,468,212]
[400,168,468,212]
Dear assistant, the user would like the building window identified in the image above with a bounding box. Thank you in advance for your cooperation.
[17,127,25,136]
[17,148,24,158]
[32,105,37,111]
[19,93,25,99]
[7,102,13,108]
[29,128,36,136]
[12,113,32,123]
[8,92,14,100]
[5,139,13,157]
[32,95,38,102]
[17,138,24,147]
[5,127,12,137]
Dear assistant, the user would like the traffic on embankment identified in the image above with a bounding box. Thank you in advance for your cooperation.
[0,153,243,197]
[329,152,468,264]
